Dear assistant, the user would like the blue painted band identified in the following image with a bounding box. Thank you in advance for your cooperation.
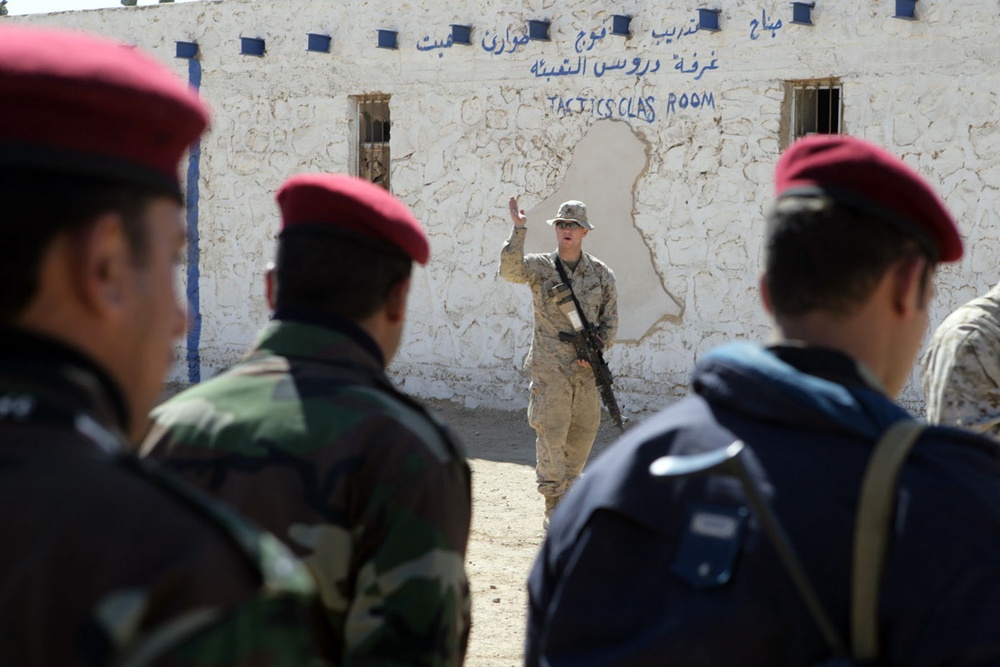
[185,57,202,384]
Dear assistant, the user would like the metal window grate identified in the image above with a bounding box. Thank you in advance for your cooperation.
[791,79,841,140]
[356,95,391,190]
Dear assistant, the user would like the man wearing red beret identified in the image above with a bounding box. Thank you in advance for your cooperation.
[0,25,333,665]
[142,173,472,667]
[526,135,1000,665]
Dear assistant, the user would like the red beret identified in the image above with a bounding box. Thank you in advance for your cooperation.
[774,135,962,262]
[277,173,429,265]
[0,24,209,200]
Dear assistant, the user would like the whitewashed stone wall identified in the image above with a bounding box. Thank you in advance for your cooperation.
[15,0,1000,416]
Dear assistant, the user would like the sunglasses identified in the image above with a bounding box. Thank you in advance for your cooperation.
[555,221,583,230]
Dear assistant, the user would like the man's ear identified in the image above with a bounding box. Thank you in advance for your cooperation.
[384,275,411,324]
[891,256,925,317]
[75,212,132,319]
[759,273,774,315]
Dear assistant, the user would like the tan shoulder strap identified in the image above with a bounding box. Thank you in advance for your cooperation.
[851,419,924,662]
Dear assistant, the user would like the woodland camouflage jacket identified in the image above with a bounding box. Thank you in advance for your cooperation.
[143,314,472,667]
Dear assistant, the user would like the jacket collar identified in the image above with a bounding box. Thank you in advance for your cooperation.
[255,307,385,370]
[550,251,593,275]
[694,341,908,440]
[0,327,130,439]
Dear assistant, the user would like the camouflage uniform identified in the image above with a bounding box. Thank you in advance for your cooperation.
[920,281,1000,439]
[143,315,472,667]
[498,226,618,510]
[0,328,331,666]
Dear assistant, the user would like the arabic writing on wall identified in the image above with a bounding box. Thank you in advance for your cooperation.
[414,14,765,125]
[528,52,718,81]
[416,8,784,57]
[480,28,531,55]
[749,9,783,40]
[417,33,455,57]
[651,19,702,45]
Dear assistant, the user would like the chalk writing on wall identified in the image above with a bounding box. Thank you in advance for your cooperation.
[548,95,658,122]
[663,91,716,117]
[547,91,716,124]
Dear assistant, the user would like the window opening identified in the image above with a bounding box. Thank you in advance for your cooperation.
[784,79,842,148]
[354,95,391,190]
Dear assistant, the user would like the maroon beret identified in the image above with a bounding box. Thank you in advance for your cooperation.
[774,134,962,262]
[277,174,429,265]
[0,24,209,200]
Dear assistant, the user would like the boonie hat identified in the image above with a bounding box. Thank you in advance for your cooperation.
[547,200,594,230]
[277,173,430,265]
[0,24,210,200]
[774,134,962,262]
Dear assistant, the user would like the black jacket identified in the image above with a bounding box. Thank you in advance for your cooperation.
[527,342,1000,666]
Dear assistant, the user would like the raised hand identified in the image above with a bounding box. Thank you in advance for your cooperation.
[509,196,527,228]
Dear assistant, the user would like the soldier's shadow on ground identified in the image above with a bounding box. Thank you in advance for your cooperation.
[423,399,621,467]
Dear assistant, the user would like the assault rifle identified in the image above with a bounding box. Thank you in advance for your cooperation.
[552,282,626,432]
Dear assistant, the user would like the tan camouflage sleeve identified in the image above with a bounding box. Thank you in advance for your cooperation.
[598,265,618,350]
[498,226,532,284]
[922,329,1000,440]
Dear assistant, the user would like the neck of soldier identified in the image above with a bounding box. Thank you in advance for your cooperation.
[772,302,905,398]
[358,314,398,368]
[357,276,410,368]
[557,241,583,264]
[768,256,930,400]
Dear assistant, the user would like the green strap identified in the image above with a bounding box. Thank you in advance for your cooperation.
[852,419,924,662]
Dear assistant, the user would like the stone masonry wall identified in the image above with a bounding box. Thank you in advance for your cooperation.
[15,0,1000,416]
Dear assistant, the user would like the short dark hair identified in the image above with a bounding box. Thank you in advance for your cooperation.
[764,195,934,318]
[272,230,412,319]
[0,168,160,322]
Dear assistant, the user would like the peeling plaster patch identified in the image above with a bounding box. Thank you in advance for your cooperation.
[524,119,683,342]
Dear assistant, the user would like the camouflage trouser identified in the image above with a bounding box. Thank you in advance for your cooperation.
[528,366,600,508]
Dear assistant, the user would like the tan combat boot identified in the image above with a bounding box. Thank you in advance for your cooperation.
[543,495,562,530]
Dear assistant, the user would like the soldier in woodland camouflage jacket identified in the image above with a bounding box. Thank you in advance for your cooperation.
[0,25,331,666]
[143,174,472,667]
[920,281,1000,439]
[500,196,618,527]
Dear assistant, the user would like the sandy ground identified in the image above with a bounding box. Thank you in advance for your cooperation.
[422,399,623,667]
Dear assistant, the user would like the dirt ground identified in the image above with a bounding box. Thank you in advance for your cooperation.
[421,399,623,667]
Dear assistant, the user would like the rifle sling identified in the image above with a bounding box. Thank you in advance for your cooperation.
[851,419,924,662]
[555,257,625,430]
[554,256,593,332]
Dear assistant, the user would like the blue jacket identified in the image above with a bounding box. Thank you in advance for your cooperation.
[527,343,1000,666]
